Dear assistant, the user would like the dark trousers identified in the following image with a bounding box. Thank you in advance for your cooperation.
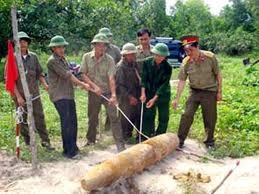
[178,89,217,146]
[142,99,170,138]
[54,99,78,157]
[87,93,124,144]
[119,101,140,140]
[15,97,50,145]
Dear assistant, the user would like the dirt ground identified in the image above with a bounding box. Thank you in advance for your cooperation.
[0,139,259,194]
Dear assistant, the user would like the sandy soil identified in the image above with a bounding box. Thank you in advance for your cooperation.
[0,139,259,194]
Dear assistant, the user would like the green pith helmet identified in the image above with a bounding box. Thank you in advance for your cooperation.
[18,31,31,42]
[98,27,113,37]
[151,43,170,57]
[48,35,69,47]
[91,33,110,44]
[121,43,137,55]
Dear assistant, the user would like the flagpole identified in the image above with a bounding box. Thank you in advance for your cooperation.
[11,6,38,170]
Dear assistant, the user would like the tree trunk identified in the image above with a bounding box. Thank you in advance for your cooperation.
[81,133,179,191]
[11,7,37,170]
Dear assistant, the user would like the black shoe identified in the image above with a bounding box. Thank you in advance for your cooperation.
[178,142,185,149]
[204,140,215,149]
[41,142,55,151]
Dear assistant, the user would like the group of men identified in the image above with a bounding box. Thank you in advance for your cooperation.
[12,27,222,159]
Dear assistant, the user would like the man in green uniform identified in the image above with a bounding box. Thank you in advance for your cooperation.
[80,33,125,152]
[13,31,53,150]
[172,35,222,149]
[98,27,121,131]
[140,43,172,140]
[136,28,153,76]
[116,43,141,142]
[47,35,90,158]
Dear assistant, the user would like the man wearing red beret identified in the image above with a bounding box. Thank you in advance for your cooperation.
[172,35,222,149]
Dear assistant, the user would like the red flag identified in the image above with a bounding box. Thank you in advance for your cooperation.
[5,40,18,96]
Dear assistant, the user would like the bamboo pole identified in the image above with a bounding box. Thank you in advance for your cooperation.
[11,7,37,169]
[81,133,179,191]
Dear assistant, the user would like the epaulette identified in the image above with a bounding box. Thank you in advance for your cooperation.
[202,50,215,58]
[182,56,190,66]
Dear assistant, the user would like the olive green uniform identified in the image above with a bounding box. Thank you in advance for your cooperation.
[15,51,50,145]
[104,44,121,130]
[107,44,121,64]
[80,51,124,144]
[136,45,153,76]
[178,50,220,146]
[141,57,172,138]
[116,59,141,140]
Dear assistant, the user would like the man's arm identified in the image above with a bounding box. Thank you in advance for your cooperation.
[109,75,117,105]
[216,73,222,101]
[70,74,90,91]
[81,74,102,95]
[172,80,186,109]
[14,85,25,106]
[39,76,48,91]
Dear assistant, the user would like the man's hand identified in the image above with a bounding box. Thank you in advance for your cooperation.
[217,91,222,101]
[129,96,138,106]
[109,95,118,106]
[172,99,179,110]
[81,83,91,91]
[44,84,49,92]
[17,96,25,107]
[140,94,146,103]
[146,98,156,108]
[94,86,103,96]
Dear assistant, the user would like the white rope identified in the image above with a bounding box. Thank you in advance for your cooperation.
[100,94,150,140]
[139,102,144,143]
[25,94,41,105]
[16,106,27,124]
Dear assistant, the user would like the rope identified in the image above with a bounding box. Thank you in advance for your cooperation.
[100,94,150,140]
[16,106,26,124]
[139,102,144,143]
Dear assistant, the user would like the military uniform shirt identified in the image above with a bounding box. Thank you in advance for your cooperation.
[47,54,74,102]
[107,44,121,64]
[16,51,43,96]
[80,51,116,94]
[141,57,172,100]
[116,59,141,103]
[178,50,219,92]
[136,44,153,76]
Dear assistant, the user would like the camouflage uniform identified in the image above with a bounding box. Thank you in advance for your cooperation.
[177,50,220,146]
[15,52,50,145]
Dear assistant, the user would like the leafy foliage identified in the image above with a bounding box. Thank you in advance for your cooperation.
[0,0,258,60]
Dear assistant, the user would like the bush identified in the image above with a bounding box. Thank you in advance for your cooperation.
[218,28,255,55]
[0,59,5,82]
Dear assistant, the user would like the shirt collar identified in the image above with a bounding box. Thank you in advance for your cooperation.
[189,51,205,63]
[53,53,66,61]
[90,51,106,61]
[138,44,153,54]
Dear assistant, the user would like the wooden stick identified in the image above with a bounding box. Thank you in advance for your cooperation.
[211,161,240,194]
[11,7,37,170]
[176,148,225,164]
